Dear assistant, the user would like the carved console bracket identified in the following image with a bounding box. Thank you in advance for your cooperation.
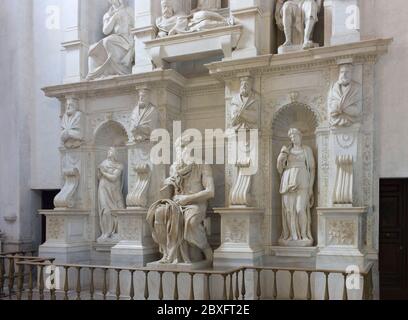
[229,159,252,206]
[126,164,151,209]
[54,167,80,209]
[333,155,354,205]
[145,25,243,69]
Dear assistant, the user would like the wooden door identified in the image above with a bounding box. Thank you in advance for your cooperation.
[379,179,408,299]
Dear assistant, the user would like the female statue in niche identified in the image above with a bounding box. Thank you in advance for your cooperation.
[277,128,315,246]
[97,147,125,242]
[87,0,134,80]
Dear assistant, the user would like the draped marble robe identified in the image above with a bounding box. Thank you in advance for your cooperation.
[328,80,362,127]
[61,111,82,149]
[130,103,160,142]
[147,163,214,264]
[231,92,259,131]
[97,155,125,242]
[87,1,134,80]
[277,144,315,244]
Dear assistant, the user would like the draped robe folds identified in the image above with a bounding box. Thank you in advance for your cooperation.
[278,146,315,241]
[231,93,258,130]
[61,111,82,149]
[87,6,134,80]
[147,164,213,263]
[328,81,362,127]
[130,104,160,141]
[98,159,125,240]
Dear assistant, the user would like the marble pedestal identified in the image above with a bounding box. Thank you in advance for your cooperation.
[214,207,264,267]
[316,207,368,270]
[38,209,91,263]
[110,208,159,267]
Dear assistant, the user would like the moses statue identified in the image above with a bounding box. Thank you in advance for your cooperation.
[147,136,215,265]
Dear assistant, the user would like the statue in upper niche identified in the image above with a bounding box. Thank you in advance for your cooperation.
[156,0,231,38]
[275,0,323,52]
[328,63,363,128]
[130,88,160,142]
[61,97,83,149]
[231,77,259,131]
[87,0,134,80]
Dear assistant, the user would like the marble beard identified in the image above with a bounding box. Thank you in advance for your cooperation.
[130,88,160,142]
[97,148,125,242]
[277,128,315,247]
[275,0,322,51]
[61,98,83,149]
[87,0,134,80]
[156,0,231,38]
[328,64,363,128]
[147,137,215,264]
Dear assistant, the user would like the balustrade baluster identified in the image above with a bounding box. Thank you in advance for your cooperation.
[90,268,95,300]
[63,267,69,300]
[39,265,45,300]
[235,272,239,300]
[28,265,33,300]
[342,273,348,301]
[116,269,121,300]
[8,257,15,299]
[173,272,179,301]
[368,269,374,300]
[189,273,195,301]
[289,270,295,300]
[324,272,330,300]
[102,269,108,300]
[256,269,261,300]
[273,270,278,300]
[159,272,164,301]
[129,271,135,301]
[205,274,210,300]
[144,271,150,300]
[241,269,246,300]
[17,263,23,300]
[306,271,312,300]
[0,257,4,297]
[76,267,82,300]
[229,273,233,300]
[50,265,56,300]
[222,274,227,300]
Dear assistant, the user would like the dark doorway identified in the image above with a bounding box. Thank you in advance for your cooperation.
[379,179,408,299]
[40,190,60,245]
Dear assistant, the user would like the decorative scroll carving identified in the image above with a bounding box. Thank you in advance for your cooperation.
[47,217,66,240]
[230,159,252,206]
[126,164,151,209]
[54,155,80,209]
[224,218,246,243]
[333,155,354,205]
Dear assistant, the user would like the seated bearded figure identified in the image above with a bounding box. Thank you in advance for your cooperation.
[147,136,215,264]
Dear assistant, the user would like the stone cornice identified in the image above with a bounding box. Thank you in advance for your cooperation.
[42,70,188,99]
[206,38,393,80]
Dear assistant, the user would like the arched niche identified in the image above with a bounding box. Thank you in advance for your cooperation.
[94,120,129,214]
[270,103,320,245]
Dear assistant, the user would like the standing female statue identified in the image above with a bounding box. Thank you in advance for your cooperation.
[277,128,315,246]
[87,0,134,80]
[97,147,125,242]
